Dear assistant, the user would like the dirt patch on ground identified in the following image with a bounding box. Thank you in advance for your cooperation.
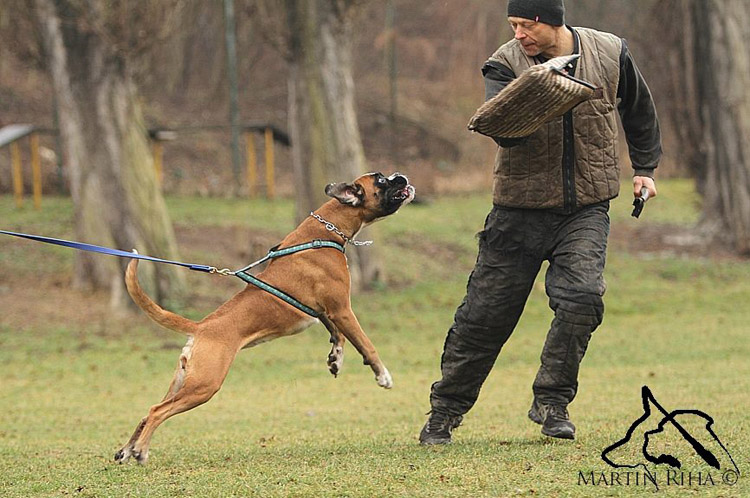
[389,237,468,265]
[0,275,117,332]
[175,224,285,267]
[609,223,748,262]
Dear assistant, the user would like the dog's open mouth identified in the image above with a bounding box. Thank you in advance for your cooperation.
[391,184,416,206]
[392,184,416,204]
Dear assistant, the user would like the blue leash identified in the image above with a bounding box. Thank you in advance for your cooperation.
[0,229,215,273]
[0,229,346,318]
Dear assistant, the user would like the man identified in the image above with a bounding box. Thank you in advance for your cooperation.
[420,0,661,444]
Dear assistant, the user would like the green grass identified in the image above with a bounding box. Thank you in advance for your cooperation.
[1,180,748,497]
[165,196,298,232]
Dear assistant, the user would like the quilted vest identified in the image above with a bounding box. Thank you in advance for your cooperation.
[489,27,622,209]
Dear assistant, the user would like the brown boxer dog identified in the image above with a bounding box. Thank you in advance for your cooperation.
[115,172,415,464]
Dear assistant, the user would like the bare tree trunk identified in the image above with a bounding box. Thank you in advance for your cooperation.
[656,0,750,254]
[652,0,705,175]
[693,0,750,253]
[286,0,383,289]
[34,0,185,308]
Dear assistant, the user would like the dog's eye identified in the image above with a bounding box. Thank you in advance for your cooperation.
[377,177,387,185]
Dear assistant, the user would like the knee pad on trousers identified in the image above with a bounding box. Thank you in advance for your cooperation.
[551,296,604,329]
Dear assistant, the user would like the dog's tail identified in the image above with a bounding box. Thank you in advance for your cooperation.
[125,258,198,335]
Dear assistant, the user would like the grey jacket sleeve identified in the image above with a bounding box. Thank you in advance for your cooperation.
[616,40,662,177]
[481,60,527,148]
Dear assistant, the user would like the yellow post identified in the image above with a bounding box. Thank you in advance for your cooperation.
[245,131,257,197]
[152,141,164,186]
[30,133,42,210]
[264,127,275,199]
[10,141,23,208]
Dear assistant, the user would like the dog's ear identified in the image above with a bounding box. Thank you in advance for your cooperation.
[325,182,364,206]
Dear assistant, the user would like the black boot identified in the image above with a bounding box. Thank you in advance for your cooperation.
[419,411,463,445]
[528,400,575,440]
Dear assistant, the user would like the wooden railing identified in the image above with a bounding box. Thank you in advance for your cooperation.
[148,123,291,199]
[0,125,46,209]
[1,123,291,209]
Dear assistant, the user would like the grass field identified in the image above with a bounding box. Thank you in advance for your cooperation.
[1,179,748,497]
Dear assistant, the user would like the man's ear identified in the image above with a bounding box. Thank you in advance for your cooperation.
[325,182,364,206]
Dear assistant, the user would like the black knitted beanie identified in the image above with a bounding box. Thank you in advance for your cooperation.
[507,0,565,26]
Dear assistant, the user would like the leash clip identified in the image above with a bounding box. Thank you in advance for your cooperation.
[209,267,235,277]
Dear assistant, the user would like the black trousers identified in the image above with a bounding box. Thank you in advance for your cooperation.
[429,202,609,416]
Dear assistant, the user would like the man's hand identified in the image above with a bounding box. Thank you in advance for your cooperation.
[633,176,657,199]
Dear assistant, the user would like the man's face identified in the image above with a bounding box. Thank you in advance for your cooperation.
[508,16,558,57]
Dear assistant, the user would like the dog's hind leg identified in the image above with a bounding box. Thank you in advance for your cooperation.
[321,316,345,377]
[115,337,197,464]
[114,338,237,464]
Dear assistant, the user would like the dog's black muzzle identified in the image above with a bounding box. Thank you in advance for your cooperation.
[380,172,414,213]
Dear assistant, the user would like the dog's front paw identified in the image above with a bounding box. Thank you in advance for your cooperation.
[327,345,344,377]
[376,368,393,389]
[114,446,132,464]
[115,444,149,464]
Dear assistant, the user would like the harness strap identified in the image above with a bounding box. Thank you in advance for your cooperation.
[270,239,345,258]
[232,239,346,318]
[235,239,345,273]
[235,271,320,318]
